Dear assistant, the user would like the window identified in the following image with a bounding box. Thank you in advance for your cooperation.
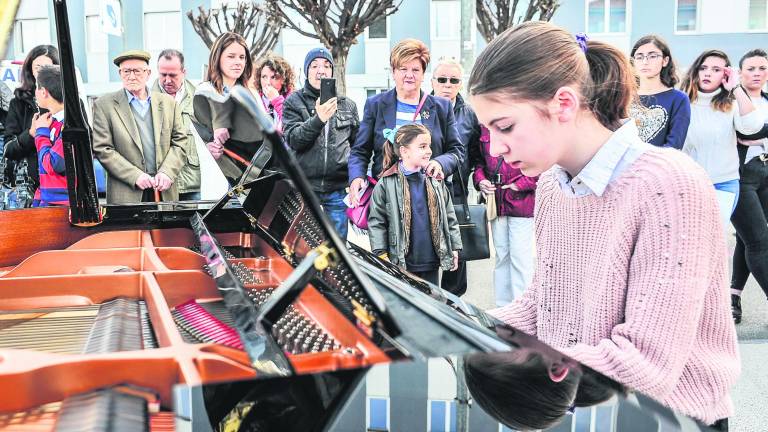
[429,400,456,432]
[676,0,698,32]
[749,0,767,30]
[431,0,461,39]
[13,18,50,54]
[587,0,627,33]
[366,88,388,98]
[367,397,388,431]
[143,12,183,52]
[368,17,387,39]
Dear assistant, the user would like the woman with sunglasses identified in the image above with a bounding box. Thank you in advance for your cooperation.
[629,35,690,150]
[348,39,464,211]
[430,58,481,296]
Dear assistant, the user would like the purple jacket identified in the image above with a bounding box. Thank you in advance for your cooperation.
[472,126,537,218]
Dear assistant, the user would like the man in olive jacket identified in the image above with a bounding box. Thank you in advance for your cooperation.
[93,50,188,204]
[152,49,199,200]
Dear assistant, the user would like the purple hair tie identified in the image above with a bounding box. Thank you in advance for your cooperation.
[575,32,588,53]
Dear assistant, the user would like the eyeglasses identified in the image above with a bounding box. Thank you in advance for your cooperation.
[632,53,663,62]
[435,77,461,84]
[120,68,148,76]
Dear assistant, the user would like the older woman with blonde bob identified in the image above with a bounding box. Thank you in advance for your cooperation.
[348,39,464,206]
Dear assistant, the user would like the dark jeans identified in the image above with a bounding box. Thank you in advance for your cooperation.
[409,268,440,287]
[441,261,467,296]
[730,158,768,297]
[317,189,348,239]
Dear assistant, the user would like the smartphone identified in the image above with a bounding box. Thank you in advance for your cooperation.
[320,77,336,104]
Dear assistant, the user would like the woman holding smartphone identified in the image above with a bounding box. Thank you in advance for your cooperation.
[681,50,763,228]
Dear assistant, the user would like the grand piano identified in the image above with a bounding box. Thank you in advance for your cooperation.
[0,1,721,430]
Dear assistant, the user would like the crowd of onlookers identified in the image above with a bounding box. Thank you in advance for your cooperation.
[0,32,767,323]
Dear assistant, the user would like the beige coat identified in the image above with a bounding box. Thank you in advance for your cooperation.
[152,79,200,194]
[92,89,188,204]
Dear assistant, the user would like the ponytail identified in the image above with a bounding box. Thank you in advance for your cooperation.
[380,140,398,177]
[469,21,636,131]
[583,41,637,131]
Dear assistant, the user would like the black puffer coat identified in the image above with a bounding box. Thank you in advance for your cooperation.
[283,81,359,193]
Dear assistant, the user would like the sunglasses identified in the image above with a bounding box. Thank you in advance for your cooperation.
[435,77,460,84]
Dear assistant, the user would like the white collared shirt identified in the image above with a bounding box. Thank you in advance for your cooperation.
[51,110,65,122]
[554,121,652,197]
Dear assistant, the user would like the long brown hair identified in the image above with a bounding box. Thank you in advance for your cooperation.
[680,50,733,113]
[206,32,252,94]
[630,35,679,88]
[380,123,431,176]
[253,53,296,96]
[469,21,636,131]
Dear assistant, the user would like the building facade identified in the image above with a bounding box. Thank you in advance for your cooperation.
[4,0,767,112]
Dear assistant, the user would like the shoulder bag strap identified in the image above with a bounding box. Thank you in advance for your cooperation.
[412,93,429,122]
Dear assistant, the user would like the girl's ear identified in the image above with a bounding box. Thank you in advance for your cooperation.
[662,56,670,67]
[547,86,580,123]
[548,364,570,383]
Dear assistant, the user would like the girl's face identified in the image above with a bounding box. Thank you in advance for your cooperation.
[393,58,424,96]
[260,65,284,92]
[31,55,53,80]
[219,43,247,83]
[632,43,668,81]
[399,133,432,169]
[697,56,728,93]
[740,56,768,93]
[470,93,562,177]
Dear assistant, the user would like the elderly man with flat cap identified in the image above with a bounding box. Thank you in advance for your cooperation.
[92,50,188,204]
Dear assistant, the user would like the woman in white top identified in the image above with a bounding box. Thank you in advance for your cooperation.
[729,49,768,324]
[680,49,762,228]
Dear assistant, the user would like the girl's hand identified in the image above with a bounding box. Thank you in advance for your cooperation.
[478,179,496,195]
[263,83,280,100]
[722,67,740,91]
[451,251,459,271]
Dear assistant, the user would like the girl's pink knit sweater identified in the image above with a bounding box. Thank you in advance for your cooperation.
[490,148,740,425]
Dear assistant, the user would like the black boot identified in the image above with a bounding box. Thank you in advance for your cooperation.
[731,294,742,324]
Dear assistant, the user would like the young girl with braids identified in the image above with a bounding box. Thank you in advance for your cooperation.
[367,123,462,287]
[469,22,738,430]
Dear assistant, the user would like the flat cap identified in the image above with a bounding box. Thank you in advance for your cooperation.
[113,49,151,66]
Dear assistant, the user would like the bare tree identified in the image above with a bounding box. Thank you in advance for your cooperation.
[187,1,285,60]
[267,0,402,94]
[476,0,560,43]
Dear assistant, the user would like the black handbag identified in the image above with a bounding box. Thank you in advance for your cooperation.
[453,172,490,261]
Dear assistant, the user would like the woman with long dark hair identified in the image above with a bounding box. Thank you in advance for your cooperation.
[194,32,261,183]
[680,49,762,229]
[3,45,59,205]
[729,49,768,324]
[628,35,690,149]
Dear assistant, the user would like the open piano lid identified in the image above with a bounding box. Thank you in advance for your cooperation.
[190,86,509,376]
